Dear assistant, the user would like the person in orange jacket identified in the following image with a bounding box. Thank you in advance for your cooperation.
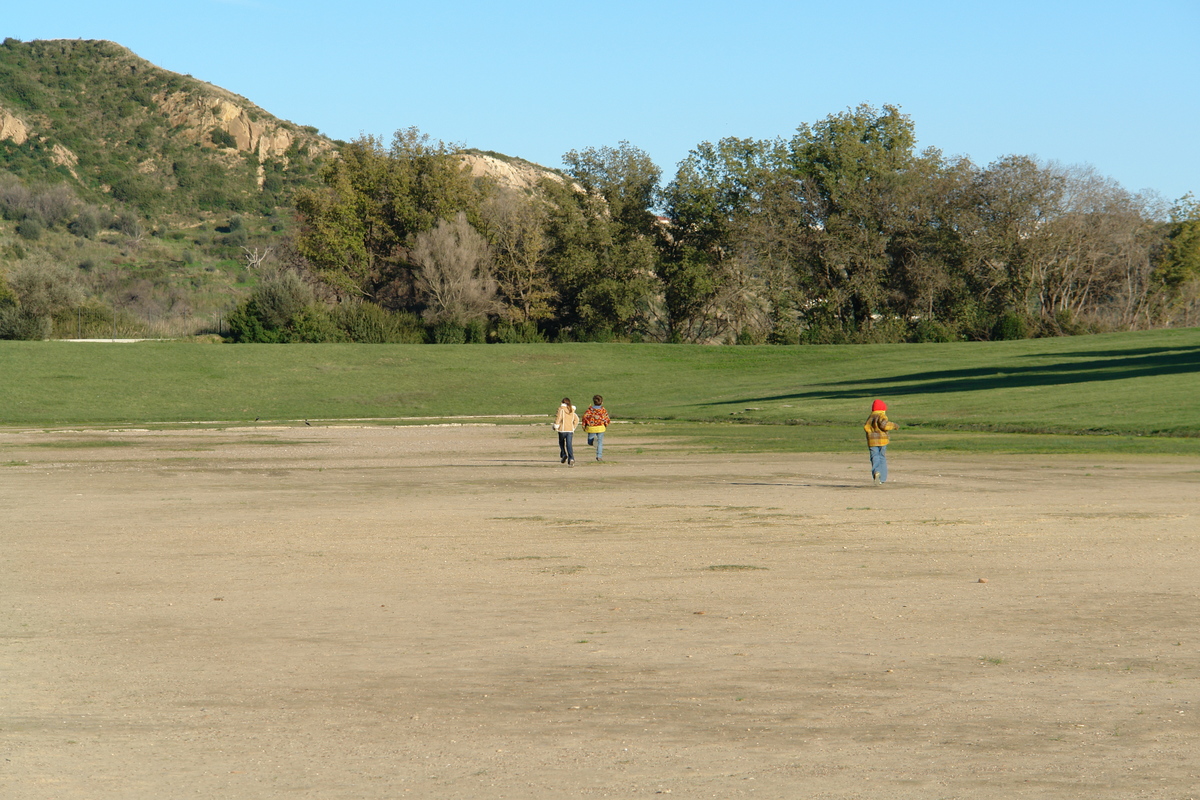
[864,399,899,485]
[582,395,610,461]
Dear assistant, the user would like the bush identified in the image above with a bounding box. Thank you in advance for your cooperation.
[68,207,101,238]
[0,306,49,340]
[430,320,466,344]
[225,271,315,342]
[7,257,82,318]
[992,312,1030,341]
[464,319,486,344]
[33,183,76,227]
[210,128,237,149]
[0,179,32,220]
[225,299,280,343]
[16,217,43,240]
[735,328,763,345]
[113,212,143,238]
[51,300,117,339]
[490,320,545,343]
[910,317,958,343]
[289,307,344,343]
[850,317,909,344]
[222,229,248,248]
[1037,308,1095,337]
[329,302,425,343]
[253,270,314,329]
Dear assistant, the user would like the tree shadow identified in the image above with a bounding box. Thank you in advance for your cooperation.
[718,345,1200,405]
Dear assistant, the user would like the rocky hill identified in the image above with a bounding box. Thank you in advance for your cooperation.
[0,38,569,340]
[0,38,567,216]
[0,38,334,217]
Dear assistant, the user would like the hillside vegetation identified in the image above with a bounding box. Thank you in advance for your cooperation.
[1,39,1198,348]
[0,38,331,214]
[1,329,1197,455]
[0,38,337,339]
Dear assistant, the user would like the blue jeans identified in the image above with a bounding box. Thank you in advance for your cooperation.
[869,446,888,483]
[558,432,574,462]
[587,432,604,459]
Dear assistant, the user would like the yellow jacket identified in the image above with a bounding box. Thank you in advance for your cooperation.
[864,411,898,447]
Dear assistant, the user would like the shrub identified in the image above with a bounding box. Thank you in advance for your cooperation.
[490,320,545,343]
[112,212,143,238]
[33,183,76,227]
[430,320,466,344]
[51,299,116,339]
[68,207,101,238]
[253,270,314,329]
[210,128,237,149]
[992,312,1030,341]
[850,317,909,344]
[0,306,49,340]
[329,302,424,343]
[222,229,248,248]
[225,271,346,343]
[1038,308,1095,337]
[289,307,344,343]
[16,217,43,240]
[464,319,486,344]
[0,179,32,220]
[226,298,280,343]
[7,257,82,318]
[910,317,958,343]
[735,328,762,345]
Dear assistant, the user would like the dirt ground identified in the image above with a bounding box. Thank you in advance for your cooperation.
[3,423,1199,799]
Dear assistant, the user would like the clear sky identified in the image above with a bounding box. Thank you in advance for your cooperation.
[5,1,1198,203]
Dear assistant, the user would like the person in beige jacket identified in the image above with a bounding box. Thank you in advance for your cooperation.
[553,397,580,466]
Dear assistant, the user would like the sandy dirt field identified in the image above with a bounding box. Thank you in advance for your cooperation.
[3,424,1199,799]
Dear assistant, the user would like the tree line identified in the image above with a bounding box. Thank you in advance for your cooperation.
[217,106,1200,343]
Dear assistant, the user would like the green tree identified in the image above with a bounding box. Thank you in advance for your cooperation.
[966,155,1066,320]
[1156,195,1200,291]
[542,142,661,338]
[660,137,784,341]
[481,189,555,323]
[294,128,484,304]
[882,153,978,333]
[787,104,922,332]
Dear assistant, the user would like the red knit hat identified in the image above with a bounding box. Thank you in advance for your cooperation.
[871,399,887,412]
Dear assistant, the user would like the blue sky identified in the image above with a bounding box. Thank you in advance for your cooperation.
[5,1,1198,203]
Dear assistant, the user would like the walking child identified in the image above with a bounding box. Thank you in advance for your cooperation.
[553,397,580,466]
[582,395,610,461]
[864,399,899,485]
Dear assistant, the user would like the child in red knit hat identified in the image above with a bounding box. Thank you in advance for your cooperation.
[864,399,899,485]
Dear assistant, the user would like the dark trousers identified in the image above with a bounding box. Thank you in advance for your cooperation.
[558,432,574,462]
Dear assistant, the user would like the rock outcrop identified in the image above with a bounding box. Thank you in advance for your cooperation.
[0,105,30,145]
[153,90,323,160]
[460,152,567,193]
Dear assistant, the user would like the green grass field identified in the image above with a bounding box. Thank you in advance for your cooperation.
[2,328,1198,455]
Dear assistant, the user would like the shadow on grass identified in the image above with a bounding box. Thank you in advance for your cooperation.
[721,345,1200,404]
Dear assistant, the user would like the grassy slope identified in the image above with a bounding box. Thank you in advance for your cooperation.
[2,328,1198,454]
